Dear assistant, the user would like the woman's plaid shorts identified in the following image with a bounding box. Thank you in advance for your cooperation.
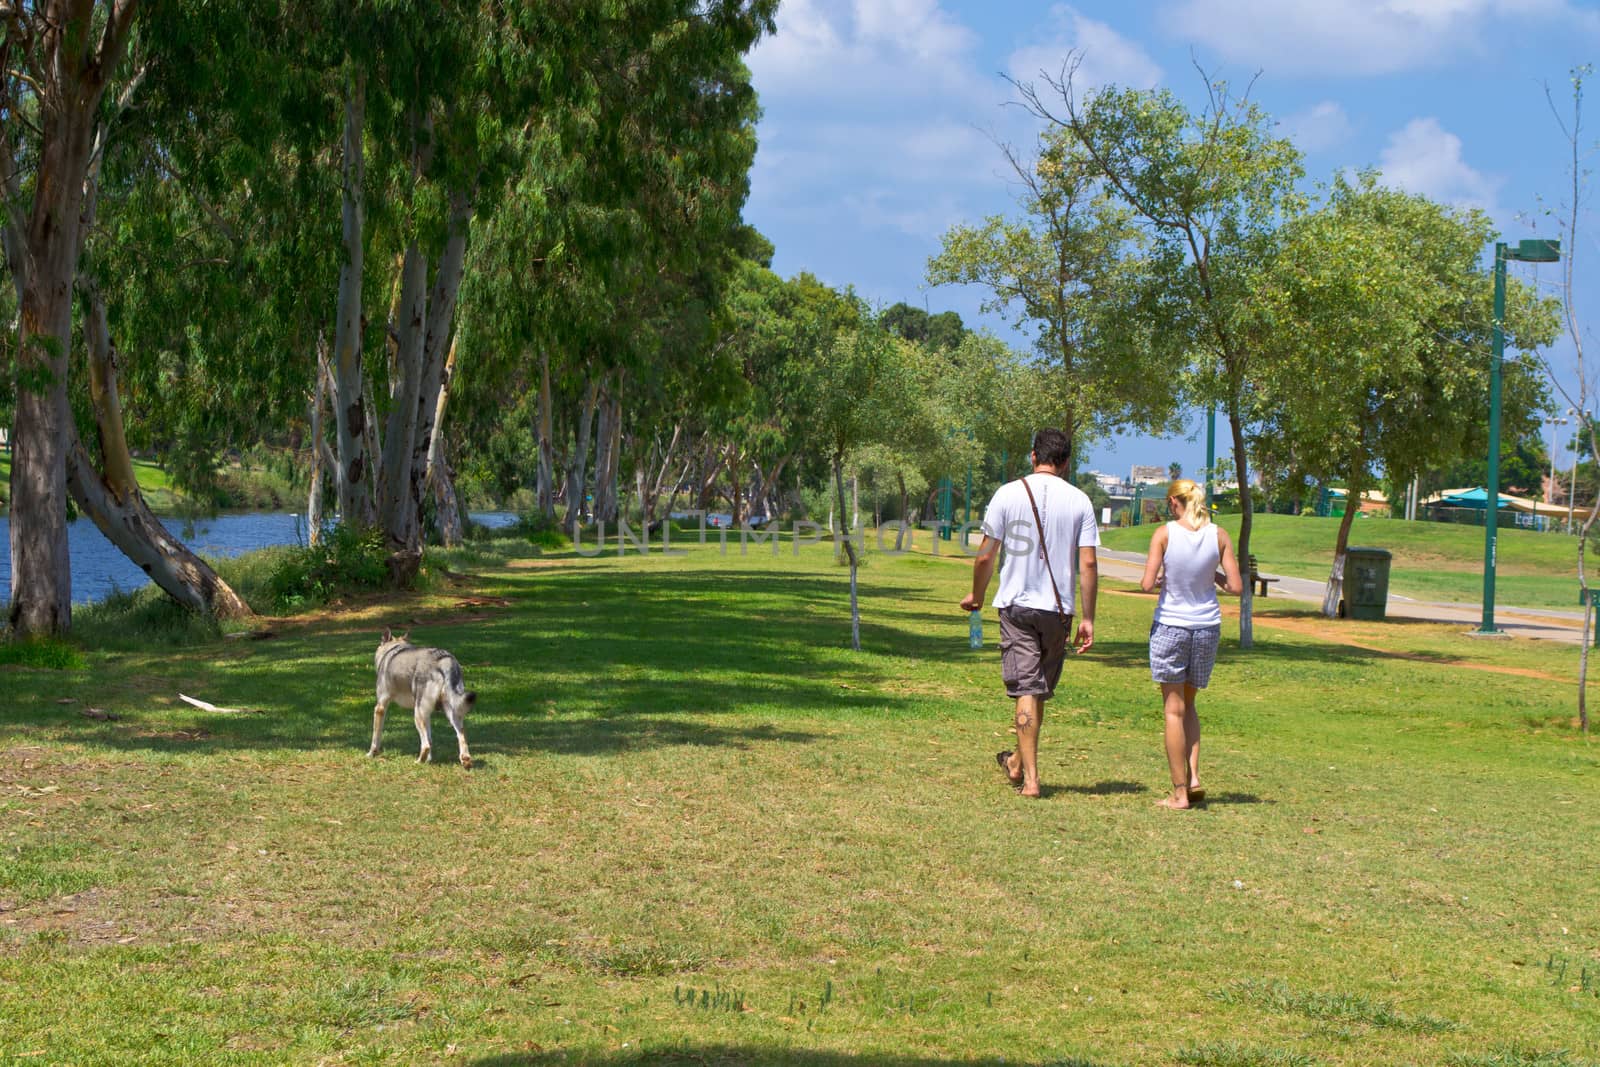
[1149,621,1221,688]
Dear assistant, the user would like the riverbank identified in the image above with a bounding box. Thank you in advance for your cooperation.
[0,452,299,516]
[2,534,1595,1064]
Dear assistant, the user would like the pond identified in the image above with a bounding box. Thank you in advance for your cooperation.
[0,511,518,607]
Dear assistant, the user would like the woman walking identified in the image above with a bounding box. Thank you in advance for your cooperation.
[1140,479,1243,809]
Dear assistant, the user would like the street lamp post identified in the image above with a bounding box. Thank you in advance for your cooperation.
[1479,238,1560,635]
[1205,404,1215,507]
[1546,412,1570,505]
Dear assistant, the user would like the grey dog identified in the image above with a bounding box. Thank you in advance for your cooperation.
[371,629,476,769]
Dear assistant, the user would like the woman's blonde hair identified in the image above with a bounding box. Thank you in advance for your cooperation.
[1167,478,1209,524]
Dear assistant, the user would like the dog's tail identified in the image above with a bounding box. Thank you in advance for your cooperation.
[463,689,477,707]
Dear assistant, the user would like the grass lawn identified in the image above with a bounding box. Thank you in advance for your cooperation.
[2,533,1597,1065]
[1100,513,1599,611]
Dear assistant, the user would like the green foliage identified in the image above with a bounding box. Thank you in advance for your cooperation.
[265,525,391,609]
[510,512,572,551]
[929,124,1179,452]
[1250,172,1558,514]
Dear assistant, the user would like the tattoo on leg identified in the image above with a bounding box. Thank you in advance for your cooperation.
[1015,710,1032,731]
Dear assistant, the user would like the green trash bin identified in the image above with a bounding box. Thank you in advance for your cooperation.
[1343,546,1392,621]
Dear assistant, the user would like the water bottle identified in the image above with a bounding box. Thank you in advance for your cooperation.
[969,609,983,649]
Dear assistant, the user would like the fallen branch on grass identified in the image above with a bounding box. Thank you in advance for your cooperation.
[177,693,263,715]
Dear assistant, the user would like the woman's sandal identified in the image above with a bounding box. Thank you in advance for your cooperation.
[995,750,1022,784]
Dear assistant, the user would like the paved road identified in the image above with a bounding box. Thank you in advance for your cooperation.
[1096,548,1592,645]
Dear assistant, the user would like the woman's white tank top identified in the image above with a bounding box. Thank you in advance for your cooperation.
[1155,521,1221,629]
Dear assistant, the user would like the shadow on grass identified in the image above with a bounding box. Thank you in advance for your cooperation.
[1057,780,1147,796]
[472,1048,1115,1067]
[5,563,946,759]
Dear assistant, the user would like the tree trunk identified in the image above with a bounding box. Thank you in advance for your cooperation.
[592,377,614,523]
[308,336,330,546]
[64,277,252,619]
[696,438,725,511]
[896,472,909,550]
[834,453,861,651]
[9,107,93,633]
[643,423,683,523]
[729,446,744,525]
[602,379,623,523]
[377,241,428,559]
[332,71,374,528]
[1227,398,1255,649]
[566,378,598,533]
[424,340,461,547]
[407,191,471,550]
[536,350,556,519]
[2,0,138,637]
[433,457,464,548]
[1322,485,1361,619]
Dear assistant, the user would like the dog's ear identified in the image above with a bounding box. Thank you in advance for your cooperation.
[382,627,392,643]
[400,630,410,642]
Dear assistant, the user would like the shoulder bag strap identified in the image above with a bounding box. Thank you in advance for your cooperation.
[1019,476,1069,624]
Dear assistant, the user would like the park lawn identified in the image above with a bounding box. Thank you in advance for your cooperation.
[1,536,1597,1066]
[1100,513,1598,611]
[0,454,183,513]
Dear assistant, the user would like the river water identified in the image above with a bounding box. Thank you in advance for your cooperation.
[0,511,518,607]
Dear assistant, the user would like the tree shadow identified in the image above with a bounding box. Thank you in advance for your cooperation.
[471,1046,1116,1066]
[3,562,949,759]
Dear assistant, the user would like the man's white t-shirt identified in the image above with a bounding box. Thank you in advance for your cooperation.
[980,473,1100,613]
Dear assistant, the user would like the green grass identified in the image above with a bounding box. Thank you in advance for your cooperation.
[1100,513,1596,610]
[1,536,1597,1065]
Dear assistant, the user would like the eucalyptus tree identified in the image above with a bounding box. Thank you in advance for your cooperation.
[55,3,335,620]
[448,0,775,536]
[1020,59,1305,648]
[929,125,1178,462]
[1253,174,1558,615]
[2,0,142,636]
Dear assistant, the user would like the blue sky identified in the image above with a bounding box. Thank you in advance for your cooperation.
[742,0,1600,482]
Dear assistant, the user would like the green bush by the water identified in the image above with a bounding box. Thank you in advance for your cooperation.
[265,524,391,609]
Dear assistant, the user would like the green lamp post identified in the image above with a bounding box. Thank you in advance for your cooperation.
[1478,238,1560,635]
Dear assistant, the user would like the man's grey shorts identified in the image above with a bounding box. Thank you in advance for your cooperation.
[1149,621,1221,688]
[998,606,1071,699]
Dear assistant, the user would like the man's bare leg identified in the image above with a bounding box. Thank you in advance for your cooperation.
[1159,682,1191,809]
[1012,694,1044,797]
[1184,684,1202,800]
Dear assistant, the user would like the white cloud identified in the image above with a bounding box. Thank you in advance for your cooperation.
[1160,0,1596,76]
[1006,5,1164,95]
[1376,117,1502,210]
[745,0,1020,244]
[1279,101,1355,153]
[748,0,983,103]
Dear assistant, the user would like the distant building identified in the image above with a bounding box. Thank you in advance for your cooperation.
[1130,465,1166,485]
[1086,470,1123,494]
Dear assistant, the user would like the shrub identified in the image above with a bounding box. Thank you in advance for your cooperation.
[511,513,571,551]
[266,524,392,609]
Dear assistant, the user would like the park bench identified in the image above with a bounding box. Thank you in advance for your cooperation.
[1247,555,1280,597]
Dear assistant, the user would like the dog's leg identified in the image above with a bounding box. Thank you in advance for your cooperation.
[369,701,387,757]
[414,694,435,764]
[446,700,471,770]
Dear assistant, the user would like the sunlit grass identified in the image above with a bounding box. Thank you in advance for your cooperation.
[0,537,1595,1065]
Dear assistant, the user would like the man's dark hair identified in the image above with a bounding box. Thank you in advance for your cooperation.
[1031,428,1071,471]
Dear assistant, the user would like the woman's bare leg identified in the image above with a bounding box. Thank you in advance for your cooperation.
[1159,683,1191,809]
[1184,683,1202,797]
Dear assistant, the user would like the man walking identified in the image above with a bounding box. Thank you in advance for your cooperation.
[960,429,1098,798]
